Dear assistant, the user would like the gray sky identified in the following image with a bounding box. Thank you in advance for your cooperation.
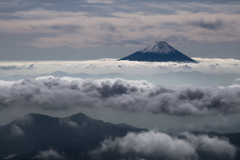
[0,0,240,60]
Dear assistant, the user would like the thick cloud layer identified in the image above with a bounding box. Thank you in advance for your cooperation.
[94,130,236,160]
[0,76,240,116]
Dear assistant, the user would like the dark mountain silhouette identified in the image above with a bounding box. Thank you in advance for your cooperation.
[1,113,240,160]
[119,41,197,62]
[0,113,145,159]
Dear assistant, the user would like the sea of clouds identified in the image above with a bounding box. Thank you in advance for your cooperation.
[0,58,240,78]
[0,76,240,116]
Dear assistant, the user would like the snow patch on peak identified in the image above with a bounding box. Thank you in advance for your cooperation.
[139,41,176,54]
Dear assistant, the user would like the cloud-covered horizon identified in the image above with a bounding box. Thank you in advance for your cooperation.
[0,58,240,78]
[0,76,240,116]
[93,130,237,160]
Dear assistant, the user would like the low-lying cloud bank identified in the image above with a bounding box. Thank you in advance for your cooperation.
[0,58,240,77]
[0,77,240,116]
[93,130,236,160]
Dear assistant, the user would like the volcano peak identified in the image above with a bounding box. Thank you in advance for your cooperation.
[119,41,197,63]
[139,41,176,54]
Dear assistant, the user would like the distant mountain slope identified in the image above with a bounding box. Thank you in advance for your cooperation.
[119,41,197,62]
[0,113,145,158]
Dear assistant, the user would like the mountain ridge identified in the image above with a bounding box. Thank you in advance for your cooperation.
[0,113,240,160]
[0,112,145,158]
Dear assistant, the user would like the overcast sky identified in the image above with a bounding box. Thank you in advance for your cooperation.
[0,0,240,60]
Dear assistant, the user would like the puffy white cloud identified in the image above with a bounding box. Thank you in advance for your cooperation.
[10,125,25,137]
[182,132,236,159]
[97,131,197,160]
[34,149,64,160]
[0,76,240,116]
[94,130,236,160]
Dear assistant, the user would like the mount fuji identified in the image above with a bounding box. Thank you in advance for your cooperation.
[119,41,197,63]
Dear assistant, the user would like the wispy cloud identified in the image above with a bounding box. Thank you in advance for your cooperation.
[86,0,113,4]
[59,118,78,127]
[15,114,34,126]
[0,63,34,70]
[166,116,240,133]
[234,78,240,85]
[34,149,64,160]
[10,125,25,137]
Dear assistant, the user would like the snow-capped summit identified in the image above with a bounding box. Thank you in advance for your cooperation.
[139,41,176,54]
[119,41,197,63]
